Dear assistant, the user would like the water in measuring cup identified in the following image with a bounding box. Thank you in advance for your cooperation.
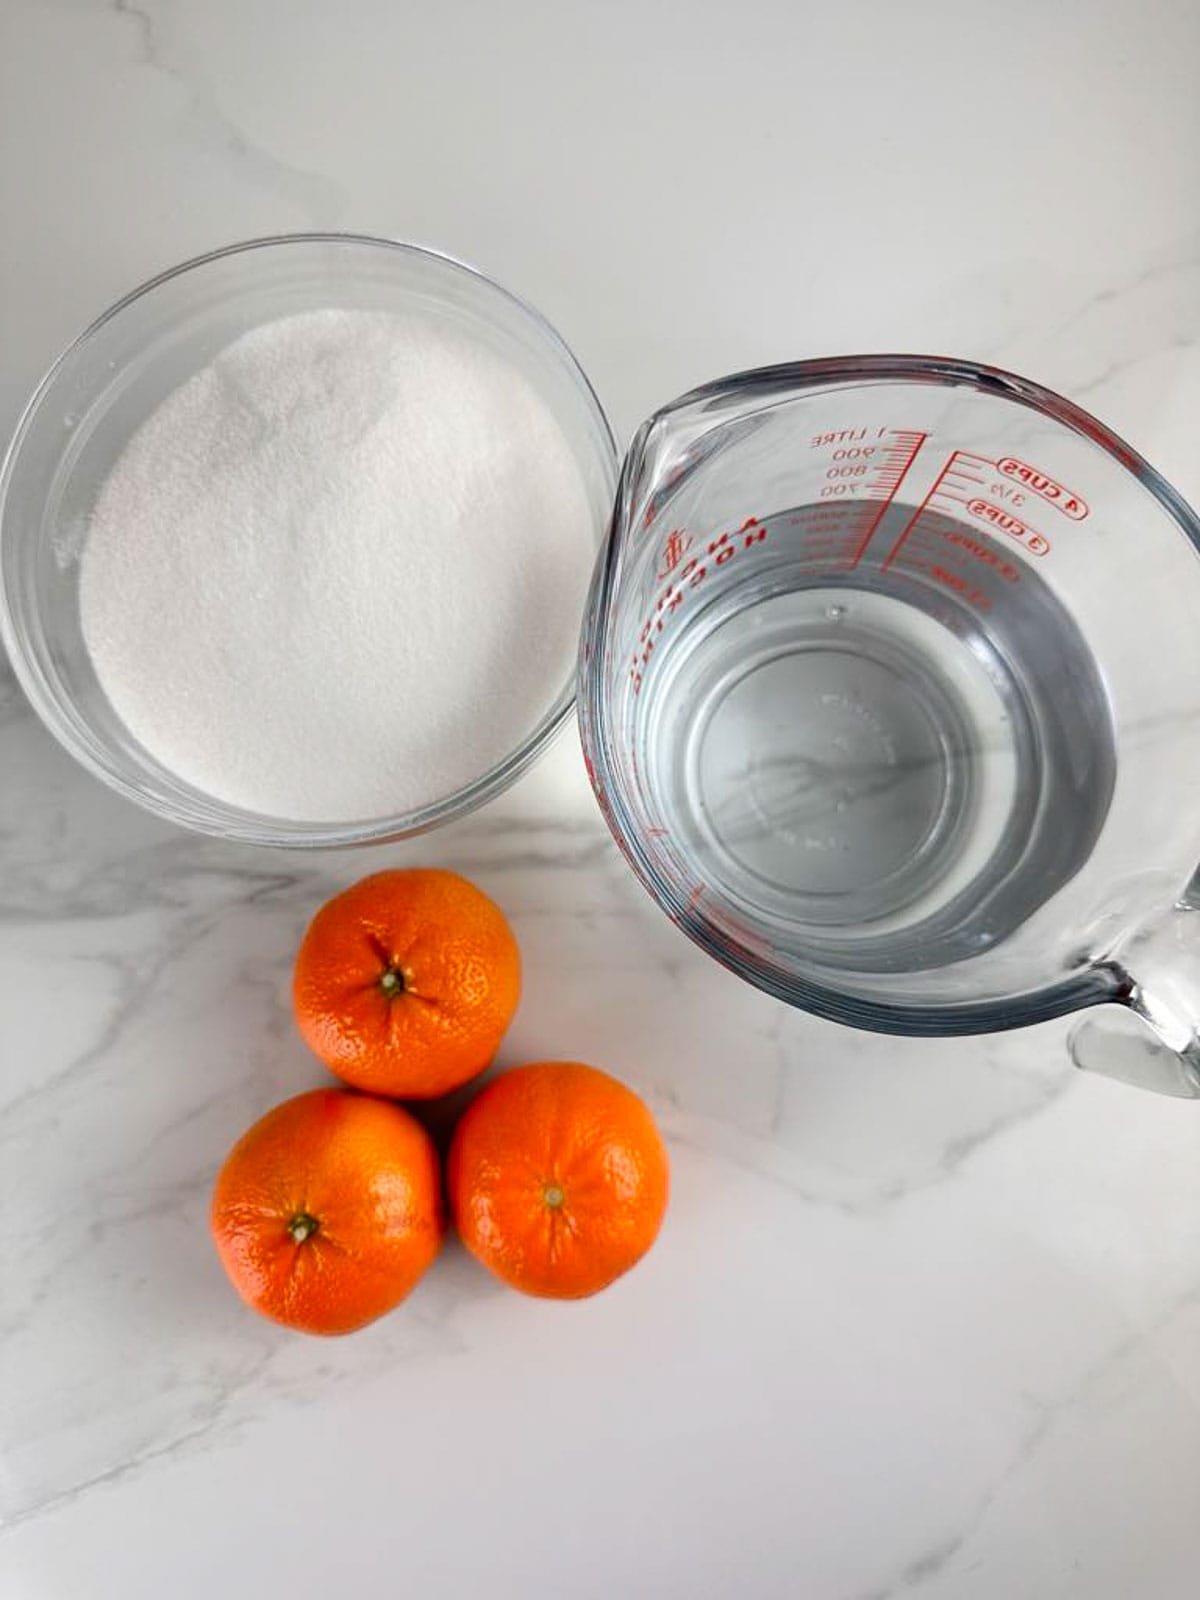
[637,503,1116,973]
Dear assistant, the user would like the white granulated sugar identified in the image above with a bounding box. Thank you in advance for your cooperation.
[79,309,597,820]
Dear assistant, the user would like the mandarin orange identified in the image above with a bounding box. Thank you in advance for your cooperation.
[211,1088,442,1335]
[448,1061,669,1298]
[293,869,520,1099]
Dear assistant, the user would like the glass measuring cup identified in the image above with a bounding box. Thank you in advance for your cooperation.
[579,356,1200,1097]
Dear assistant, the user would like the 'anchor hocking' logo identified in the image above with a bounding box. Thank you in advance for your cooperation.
[655,528,693,580]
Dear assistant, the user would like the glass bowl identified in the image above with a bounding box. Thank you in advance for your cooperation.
[0,233,617,846]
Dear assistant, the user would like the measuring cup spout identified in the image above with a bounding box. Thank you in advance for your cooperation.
[578,356,1200,1092]
[1070,901,1200,1098]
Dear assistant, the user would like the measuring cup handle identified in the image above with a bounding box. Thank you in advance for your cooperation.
[1070,904,1200,1098]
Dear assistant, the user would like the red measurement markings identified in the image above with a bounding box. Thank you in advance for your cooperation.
[845,429,928,567]
[966,498,1050,556]
[924,563,993,610]
[883,450,997,572]
[997,457,1088,520]
[938,527,1021,581]
[882,455,956,572]
[939,452,991,494]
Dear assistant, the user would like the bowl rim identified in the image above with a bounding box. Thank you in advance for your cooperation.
[0,231,619,847]
[577,351,1200,1035]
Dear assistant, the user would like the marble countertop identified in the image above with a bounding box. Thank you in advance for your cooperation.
[4,2,1200,1596]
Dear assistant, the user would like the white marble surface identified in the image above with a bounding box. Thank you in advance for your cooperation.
[3,2,1200,1596]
